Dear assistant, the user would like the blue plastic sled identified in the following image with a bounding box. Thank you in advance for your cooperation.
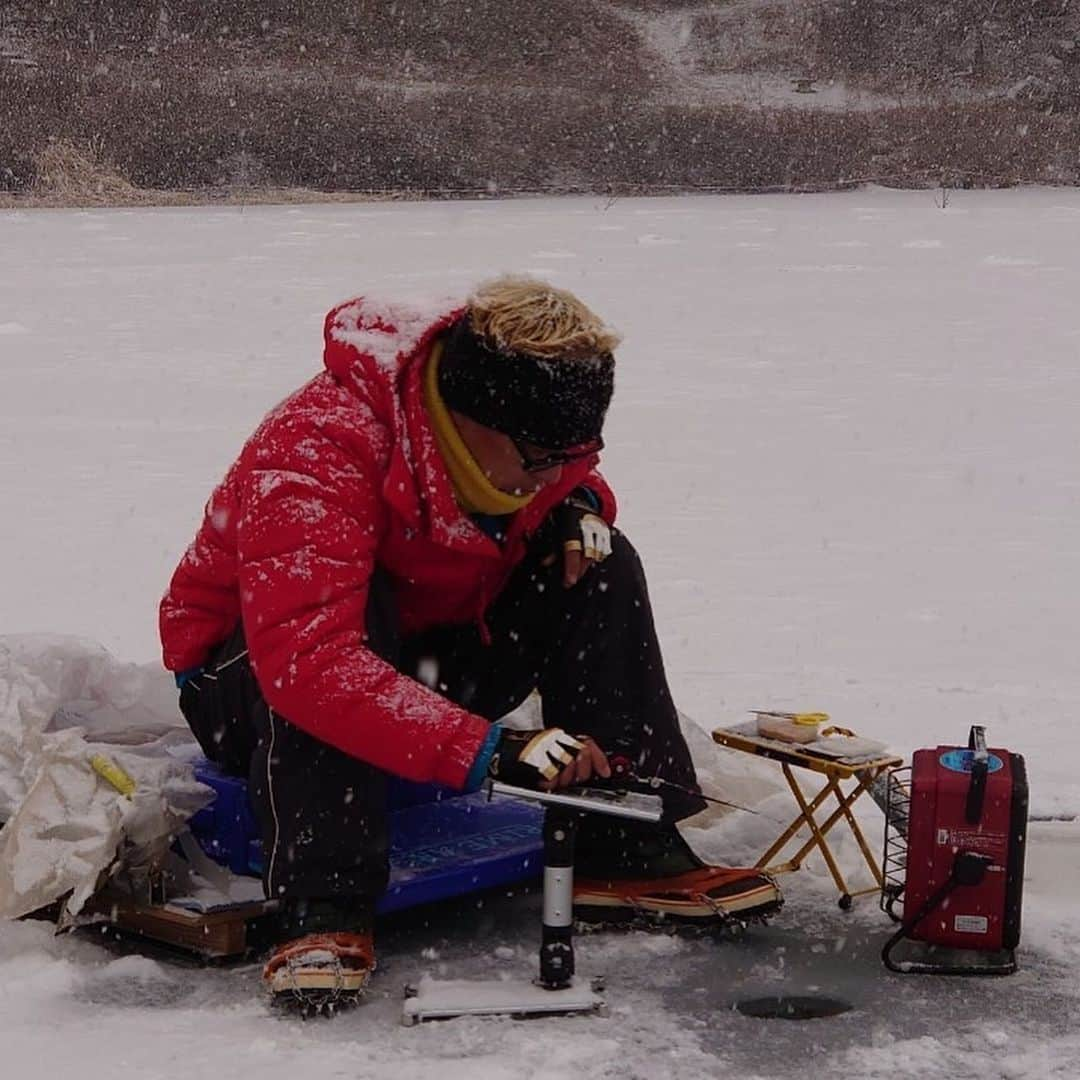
[187,758,544,915]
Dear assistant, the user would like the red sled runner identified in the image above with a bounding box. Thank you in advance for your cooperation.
[881,725,1028,975]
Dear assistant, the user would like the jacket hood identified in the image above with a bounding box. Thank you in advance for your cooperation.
[323,293,465,390]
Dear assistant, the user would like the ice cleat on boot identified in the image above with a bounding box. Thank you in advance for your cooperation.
[263,931,376,1015]
[574,865,782,928]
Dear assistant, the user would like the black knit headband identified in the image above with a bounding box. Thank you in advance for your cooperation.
[437,317,615,450]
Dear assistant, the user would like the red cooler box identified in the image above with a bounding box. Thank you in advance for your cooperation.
[883,726,1027,974]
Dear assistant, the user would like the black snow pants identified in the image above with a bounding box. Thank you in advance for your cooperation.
[179,530,706,909]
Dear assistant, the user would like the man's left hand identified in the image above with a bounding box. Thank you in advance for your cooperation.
[545,493,612,588]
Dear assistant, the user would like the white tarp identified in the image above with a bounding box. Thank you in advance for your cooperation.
[0,635,211,919]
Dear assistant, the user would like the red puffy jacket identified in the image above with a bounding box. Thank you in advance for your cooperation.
[160,295,616,790]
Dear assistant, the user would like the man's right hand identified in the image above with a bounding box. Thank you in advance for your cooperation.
[489,728,610,790]
[541,735,611,790]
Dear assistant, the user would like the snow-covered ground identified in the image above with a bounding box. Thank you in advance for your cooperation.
[2,188,1079,1077]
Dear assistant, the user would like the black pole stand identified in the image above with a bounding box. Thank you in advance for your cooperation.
[539,809,577,990]
[402,781,662,1024]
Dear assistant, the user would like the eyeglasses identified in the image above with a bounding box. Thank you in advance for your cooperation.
[512,436,604,474]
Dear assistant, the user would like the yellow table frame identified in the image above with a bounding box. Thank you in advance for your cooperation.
[712,726,904,909]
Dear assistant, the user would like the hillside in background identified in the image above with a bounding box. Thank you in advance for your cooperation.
[2,1,1080,200]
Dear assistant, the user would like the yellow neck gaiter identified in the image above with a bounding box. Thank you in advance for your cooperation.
[424,340,535,516]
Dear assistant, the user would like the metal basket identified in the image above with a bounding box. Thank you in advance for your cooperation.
[879,765,910,923]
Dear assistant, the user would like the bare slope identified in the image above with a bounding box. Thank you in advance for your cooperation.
[2,0,1079,199]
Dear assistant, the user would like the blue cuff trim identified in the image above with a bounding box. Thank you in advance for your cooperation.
[572,485,601,511]
[464,723,503,792]
[175,666,204,689]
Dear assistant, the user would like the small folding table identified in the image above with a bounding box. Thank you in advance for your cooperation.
[712,723,904,908]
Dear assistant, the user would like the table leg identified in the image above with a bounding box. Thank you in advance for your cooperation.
[782,774,869,867]
[756,766,889,906]
[836,767,887,889]
[755,766,836,870]
[777,765,852,900]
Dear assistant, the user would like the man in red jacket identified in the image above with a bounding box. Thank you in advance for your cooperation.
[161,276,779,1002]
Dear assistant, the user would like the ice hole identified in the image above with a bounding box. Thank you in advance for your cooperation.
[734,994,852,1020]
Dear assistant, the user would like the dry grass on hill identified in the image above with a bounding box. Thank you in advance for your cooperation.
[2,0,1079,204]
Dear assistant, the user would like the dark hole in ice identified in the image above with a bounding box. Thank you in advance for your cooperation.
[735,995,852,1020]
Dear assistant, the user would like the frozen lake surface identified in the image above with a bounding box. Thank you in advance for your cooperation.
[1,188,1078,1077]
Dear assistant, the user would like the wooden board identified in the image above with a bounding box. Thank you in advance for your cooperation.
[87,892,272,958]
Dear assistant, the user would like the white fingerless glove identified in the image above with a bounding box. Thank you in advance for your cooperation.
[489,728,586,787]
[556,494,612,562]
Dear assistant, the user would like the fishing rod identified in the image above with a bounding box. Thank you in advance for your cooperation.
[608,755,761,816]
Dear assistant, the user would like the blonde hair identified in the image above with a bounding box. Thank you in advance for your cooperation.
[468,275,621,360]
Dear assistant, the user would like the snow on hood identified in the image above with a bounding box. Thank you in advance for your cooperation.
[323,291,464,383]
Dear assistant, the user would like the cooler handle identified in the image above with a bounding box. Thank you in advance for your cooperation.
[965,725,989,824]
[968,725,988,759]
